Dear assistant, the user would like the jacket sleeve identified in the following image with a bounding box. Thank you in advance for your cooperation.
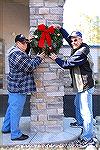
[9,51,42,72]
[60,28,72,47]
[55,50,87,69]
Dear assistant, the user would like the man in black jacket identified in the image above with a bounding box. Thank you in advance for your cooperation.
[50,25,95,148]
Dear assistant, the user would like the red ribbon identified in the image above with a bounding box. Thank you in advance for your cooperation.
[38,24,55,48]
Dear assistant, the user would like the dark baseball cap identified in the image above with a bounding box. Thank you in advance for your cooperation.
[69,31,82,38]
[15,34,27,43]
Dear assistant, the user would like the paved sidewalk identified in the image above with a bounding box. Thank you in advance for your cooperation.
[0,117,82,146]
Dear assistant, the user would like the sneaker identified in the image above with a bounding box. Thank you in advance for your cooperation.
[70,122,83,128]
[11,134,29,141]
[74,137,96,148]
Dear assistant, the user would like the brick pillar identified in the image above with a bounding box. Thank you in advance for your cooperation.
[29,0,64,35]
[30,57,64,132]
[29,0,65,132]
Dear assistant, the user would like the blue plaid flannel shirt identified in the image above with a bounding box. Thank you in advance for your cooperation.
[7,46,42,94]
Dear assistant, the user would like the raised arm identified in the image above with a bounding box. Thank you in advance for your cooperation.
[59,27,72,47]
[50,47,88,69]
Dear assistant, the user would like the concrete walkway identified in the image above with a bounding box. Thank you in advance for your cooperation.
[0,117,82,146]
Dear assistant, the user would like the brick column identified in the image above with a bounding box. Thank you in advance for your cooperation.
[29,0,65,132]
[29,0,64,35]
[30,57,64,132]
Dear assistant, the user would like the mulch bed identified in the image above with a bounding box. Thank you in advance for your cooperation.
[0,142,99,150]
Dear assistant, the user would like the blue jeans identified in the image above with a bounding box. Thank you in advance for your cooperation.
[74,87,94,141]
[2,92,27,139]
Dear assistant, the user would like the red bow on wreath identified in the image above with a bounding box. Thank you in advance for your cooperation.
[38,24,55,48]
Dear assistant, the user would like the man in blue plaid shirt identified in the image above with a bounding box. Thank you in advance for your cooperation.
[2,34,45,141]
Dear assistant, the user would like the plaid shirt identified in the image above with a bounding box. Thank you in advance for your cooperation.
[7,46,42,94]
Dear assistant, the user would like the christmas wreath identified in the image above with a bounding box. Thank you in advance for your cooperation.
[30,24,63,56]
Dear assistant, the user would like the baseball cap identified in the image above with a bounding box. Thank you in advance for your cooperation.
[15,34,27,43]
[69,31,82,38]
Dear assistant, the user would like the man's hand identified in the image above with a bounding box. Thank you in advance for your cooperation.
[49,53,58,60]
[28,35,34,42]
[55,24,62,29]
[49,24,61,29]
[37,51,45,59]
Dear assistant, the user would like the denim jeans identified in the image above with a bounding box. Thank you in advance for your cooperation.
[2,92,27,139]
[74,87,94,141]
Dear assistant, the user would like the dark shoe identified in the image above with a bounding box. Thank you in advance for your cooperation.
[70,122,83,128]
[74,137,96,148]
[2,130,11,134]
[11,134,29,141]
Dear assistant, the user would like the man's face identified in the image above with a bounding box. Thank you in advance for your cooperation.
[71,36,83,49]
[16,41,28,51]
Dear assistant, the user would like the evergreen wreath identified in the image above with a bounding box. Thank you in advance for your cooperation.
[30,24,63,56]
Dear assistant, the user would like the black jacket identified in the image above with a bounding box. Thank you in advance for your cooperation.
[55,28,94,92]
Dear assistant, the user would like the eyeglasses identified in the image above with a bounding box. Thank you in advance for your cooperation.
[71,39,78,43]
